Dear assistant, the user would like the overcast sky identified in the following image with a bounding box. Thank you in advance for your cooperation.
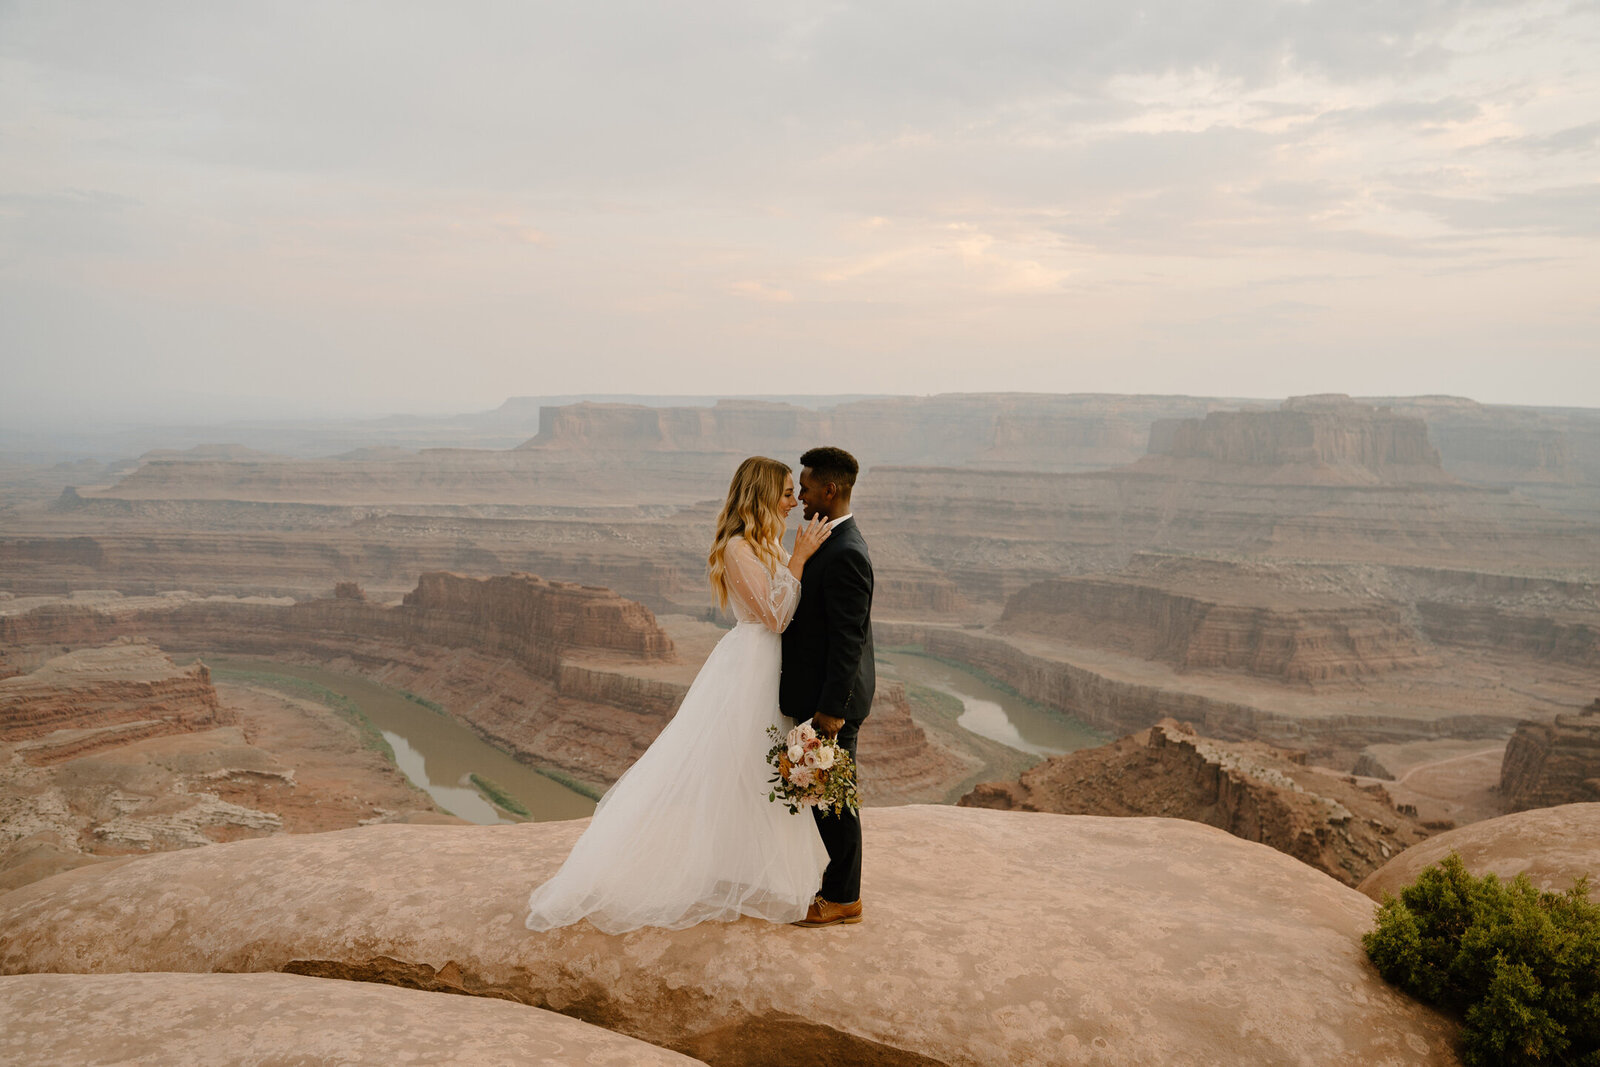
[2,0,1598,426]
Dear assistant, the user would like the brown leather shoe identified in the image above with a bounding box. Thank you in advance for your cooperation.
[792,896,863,928]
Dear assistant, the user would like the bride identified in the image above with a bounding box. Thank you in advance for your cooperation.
[526,456,833,933]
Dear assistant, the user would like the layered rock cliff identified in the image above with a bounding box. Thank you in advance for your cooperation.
[1498,699,1600,811]
[1416,602,1599,668]
[0,638,231,757]
[1,582,960,806]
[1000,570,1434,683]
[523,393,1234,471]
[0,636,438,891]
[1373,396,1599,485]
[875,622,1513,761]
[960,719,1432,885]
[1,576,680,792]
[1141,395,1451,485]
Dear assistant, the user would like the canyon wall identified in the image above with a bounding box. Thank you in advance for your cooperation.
[1375,396,1600,485]
[0,638,231,758]
[1416,602,1599,668]
[1499,700,1600,811]
[1,580,956,804]
[877,622,1513,757]
[524,393,1236,471]
[1,576,679,792]
[999,576,1434,683]
[960,719,1433,885]
[1142,396,1450,485]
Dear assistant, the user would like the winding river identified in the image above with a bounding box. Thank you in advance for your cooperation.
[207,658,597,825]
[207,647,1099,826]
[879,649,1105,757]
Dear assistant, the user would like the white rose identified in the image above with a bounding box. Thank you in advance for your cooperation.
[787,744,804,763]
[812,745,836,770]
[799,723,818,742]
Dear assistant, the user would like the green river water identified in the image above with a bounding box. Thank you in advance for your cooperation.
[206,650,1102,825]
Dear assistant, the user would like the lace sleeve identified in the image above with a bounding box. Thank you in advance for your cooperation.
[725,537,801,633]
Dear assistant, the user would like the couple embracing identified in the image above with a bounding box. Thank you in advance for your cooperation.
[526,447,873,933]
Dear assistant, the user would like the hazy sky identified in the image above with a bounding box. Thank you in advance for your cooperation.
[3,0,1598,425]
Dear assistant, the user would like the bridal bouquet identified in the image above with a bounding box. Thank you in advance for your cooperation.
[765,720,860,817]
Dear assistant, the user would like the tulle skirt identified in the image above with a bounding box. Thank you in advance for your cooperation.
[525,621,828,933]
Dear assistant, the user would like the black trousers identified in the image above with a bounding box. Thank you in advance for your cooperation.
[813,721,862,903]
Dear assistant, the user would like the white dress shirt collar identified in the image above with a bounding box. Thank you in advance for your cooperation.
[826,512,853,530]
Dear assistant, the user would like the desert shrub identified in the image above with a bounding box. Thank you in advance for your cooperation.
[1363,853,1600,1066]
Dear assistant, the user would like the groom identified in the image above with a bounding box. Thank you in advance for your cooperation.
[781,445,874,928]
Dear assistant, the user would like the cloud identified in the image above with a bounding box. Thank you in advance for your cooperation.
[1397,185,1600,238]
[1,0,1598,412]
[729,280,795,303]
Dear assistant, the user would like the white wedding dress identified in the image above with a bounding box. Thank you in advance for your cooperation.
[525,536,829,933]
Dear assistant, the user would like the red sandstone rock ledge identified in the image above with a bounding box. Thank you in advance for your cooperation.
[961,719,1433,886]
[0,805,1460,1066]
[1499,699,1600,810]
[0,637,232,756]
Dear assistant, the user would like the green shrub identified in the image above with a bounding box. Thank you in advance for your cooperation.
[1363,852,1600,1066]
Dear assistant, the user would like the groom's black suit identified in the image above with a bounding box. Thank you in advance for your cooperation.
[780,515,873,904]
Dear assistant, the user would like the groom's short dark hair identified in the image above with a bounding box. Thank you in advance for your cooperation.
[800,446,859,490]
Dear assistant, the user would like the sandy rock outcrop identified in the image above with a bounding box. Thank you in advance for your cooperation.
[1498,700,1600,810]
[959,719,1432,885]
[1359,803,1600,903]
[0,971,703,1065]
[0,637,231,757]
[0,805,1458,1066]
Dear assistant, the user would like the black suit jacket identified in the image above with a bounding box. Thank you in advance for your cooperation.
[780,517,874,729]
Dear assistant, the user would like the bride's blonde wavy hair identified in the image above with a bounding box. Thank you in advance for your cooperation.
[707,456,790,610]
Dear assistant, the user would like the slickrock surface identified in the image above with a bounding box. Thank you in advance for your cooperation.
[1499,699,1600,810]
[0,971,704,1066]
[959,720,1432,885]
[1359,803,1600,903]
[0,805,1458,1066]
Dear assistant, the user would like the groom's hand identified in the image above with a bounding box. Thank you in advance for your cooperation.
[814,713,845,738]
